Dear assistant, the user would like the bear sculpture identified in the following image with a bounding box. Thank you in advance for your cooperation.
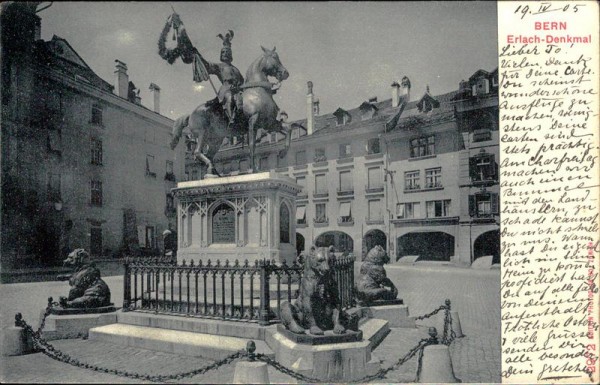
[355,245,398,305]
[59,249,111,308]
[280,246,347,335]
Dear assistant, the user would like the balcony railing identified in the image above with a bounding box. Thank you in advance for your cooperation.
[338,217,354,226]
[337,188,354,197]
[122,255,356,324]
[365,185,384,194]
[313,217,329,227]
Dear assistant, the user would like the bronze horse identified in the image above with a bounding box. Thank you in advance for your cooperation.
[170,46,290,176]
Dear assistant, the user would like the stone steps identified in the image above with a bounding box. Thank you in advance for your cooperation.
[88,323,275,361]
[116,310,274,340]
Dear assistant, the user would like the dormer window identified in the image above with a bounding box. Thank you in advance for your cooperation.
[359,101,378,121]
[416,87,440,113]
[333,108,351,126]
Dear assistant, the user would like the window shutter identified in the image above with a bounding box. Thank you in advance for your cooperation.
[468,195,476,217]
[488,154,496,177]
[469,157,478,180]
[491,193,499,214]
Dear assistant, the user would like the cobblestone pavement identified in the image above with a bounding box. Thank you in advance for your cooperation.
[1,264,500,383]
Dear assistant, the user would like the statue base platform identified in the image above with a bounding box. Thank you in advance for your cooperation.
[353,302,415,328]
[49,304,116,315]
[172,172,301,265]
[267,327,380,381]
[356,298,404,307]
[276,324,363,345]
[39,308,117,340]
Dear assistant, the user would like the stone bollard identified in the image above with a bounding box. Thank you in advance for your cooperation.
[233,341,269,384]
[450,310,464,338]
[2,314,33,356]
[417,328,460,383]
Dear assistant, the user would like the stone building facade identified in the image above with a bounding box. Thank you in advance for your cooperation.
[1,3,185,268]
[207,70,499,265]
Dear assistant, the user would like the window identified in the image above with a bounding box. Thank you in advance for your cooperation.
[367,167,383,190]
[296,176,306,195]
[469,193,499,217]
[315,174,327,194]
[426,200,451,218]
[396,202,421,219]
[259,156,269,171]
[336,114,349,126]
[185,164,201,181]
[368,200,382,221]
[145,226,155,249]
[410,135,435,158]
[469,153,496,182]
[315,203,327,223]
[165,193,175,216]
[47,173,61,202]
[339,202,353,223]
[295,150,306,165]
[314,148,327,162]
[339,170,353,192]
[405,171,420,190]
[91,138,102,165]
[91,180,103,206]
[339,143,352,158]
[425,168,442,188]
[473,129,492,142]
[296,206,307,225]
[367,138,381,155]
[146,155,156,177]
[91,103,103,125]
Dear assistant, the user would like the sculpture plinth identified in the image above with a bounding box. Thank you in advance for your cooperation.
[172,172,301,264]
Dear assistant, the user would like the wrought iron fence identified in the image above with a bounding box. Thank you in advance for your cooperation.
[122,255,355,325]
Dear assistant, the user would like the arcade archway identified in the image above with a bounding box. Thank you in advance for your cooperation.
[363,229,387,254]
[315,231,354,254]
[474,230,500,264]
[396,232,454,261]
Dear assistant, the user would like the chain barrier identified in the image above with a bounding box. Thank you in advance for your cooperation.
[14,298,457,383]
[15,307,243,383]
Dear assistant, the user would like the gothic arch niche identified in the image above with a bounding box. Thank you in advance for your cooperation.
[210,201,235,244]
[279,201,291,244]
[473,230,500,264]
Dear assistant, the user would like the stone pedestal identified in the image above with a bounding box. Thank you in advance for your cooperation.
[1,327,33,356]
[172,172,301,264]
[233,361,270,384]
[39,310,118,340]
[266,330,380,381]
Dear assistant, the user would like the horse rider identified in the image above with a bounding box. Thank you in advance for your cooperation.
[168,14,244,128]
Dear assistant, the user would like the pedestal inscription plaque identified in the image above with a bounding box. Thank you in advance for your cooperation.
[212,204,235,243]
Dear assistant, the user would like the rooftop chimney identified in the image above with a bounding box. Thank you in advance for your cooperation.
[368,96,378,104]
[306,81,315,135]
[114,60,129,98]
[391,82,400,108]
[149,83,161,113]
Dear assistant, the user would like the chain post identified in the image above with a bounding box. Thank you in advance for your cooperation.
[259,260,271,326]
[246,340,256,361]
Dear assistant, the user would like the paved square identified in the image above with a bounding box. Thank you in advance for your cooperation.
[1,264,500,383]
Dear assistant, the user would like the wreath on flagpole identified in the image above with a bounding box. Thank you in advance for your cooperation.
[158,13,195,65]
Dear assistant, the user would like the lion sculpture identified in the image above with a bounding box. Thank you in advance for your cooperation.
[59,249,111,308]
[280,246,347,335]
[355,245,398,305]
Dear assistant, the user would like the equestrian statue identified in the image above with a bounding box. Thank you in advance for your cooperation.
[159,11,291,176]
